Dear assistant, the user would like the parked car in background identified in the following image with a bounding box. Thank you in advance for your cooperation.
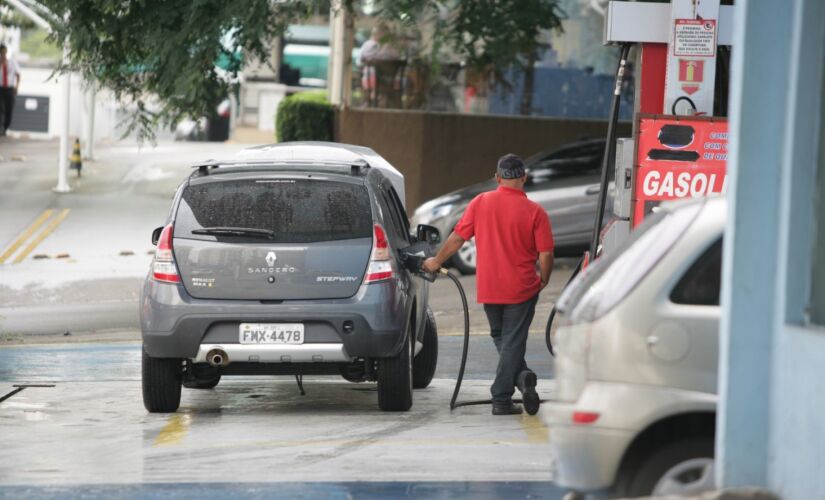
[410,139,611,274]
[141,143,440,414]
[547,197,724,498]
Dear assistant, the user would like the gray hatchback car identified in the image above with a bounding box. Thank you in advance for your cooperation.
[141,143,440,413]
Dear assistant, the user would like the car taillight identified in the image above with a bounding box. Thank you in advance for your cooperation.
[364,224,393,284]
[572,411,600,424]
[152,223,180,283]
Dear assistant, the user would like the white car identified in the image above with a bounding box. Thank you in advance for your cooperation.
[547,197,724,497]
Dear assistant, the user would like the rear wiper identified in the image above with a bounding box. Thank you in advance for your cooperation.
[191,227,276,239]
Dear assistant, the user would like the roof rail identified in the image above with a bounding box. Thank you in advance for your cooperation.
[190,159,372,177]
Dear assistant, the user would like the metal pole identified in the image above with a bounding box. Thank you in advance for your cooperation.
[53,47,71,193]
[5,0,73,192]
[5,0,50,30]
[83,83,95,160]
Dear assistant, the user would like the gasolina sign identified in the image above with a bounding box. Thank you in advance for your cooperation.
[632,114,728,226]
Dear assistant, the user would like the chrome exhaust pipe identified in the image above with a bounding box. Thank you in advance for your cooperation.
[206,348,229,367]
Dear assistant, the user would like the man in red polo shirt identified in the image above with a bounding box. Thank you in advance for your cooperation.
[424,154,554,415]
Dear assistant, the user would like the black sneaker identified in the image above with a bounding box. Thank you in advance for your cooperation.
[492,403,523,415]
[520,370,540,415]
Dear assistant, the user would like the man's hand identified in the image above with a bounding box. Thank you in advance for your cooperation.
[422,257,442,274]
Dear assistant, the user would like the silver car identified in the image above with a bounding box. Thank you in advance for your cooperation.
[140,142,439,413]
[547,197,724,497]
[411,139,611,274]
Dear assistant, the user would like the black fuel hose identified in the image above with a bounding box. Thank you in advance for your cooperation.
[544,255,585,357]
[443,268,547,410]
[590,42,631,257]
[441,269,477,410]
[544,43,632,356]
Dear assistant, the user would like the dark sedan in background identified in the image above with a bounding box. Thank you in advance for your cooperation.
[410,139,611,274]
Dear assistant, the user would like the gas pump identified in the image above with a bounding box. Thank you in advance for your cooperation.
[600,0,734,256]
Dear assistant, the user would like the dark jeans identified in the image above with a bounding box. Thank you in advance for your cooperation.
[0,87,14,132]
[484,294,539,406]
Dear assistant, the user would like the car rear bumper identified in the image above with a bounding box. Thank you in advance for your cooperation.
[546,401,634,491]
[194,343,352,364]
[140,277,406,360]
[544,381,718,492]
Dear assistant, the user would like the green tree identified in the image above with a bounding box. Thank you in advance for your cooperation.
[12,0,563,139]
[35,0,327,141]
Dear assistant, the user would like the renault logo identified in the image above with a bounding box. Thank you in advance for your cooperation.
[265,251,277,267]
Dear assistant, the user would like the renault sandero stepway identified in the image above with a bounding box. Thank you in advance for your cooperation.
[547,197,724,497]
[140,142,440,413]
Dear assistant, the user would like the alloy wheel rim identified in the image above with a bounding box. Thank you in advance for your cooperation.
[456,238,477,267]
[652,458,715,495]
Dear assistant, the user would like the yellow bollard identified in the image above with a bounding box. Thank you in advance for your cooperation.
[69,138,82,177]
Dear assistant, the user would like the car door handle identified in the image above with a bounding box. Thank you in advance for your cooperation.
[585,185,601,195]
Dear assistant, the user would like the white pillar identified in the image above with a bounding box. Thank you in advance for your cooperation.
[53,56,71,193]
[83,83,95,160]
[328,0,352,106]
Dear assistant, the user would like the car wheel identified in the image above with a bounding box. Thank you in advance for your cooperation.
[413,307,438,389]
[377,321,414,411]
[142,347,182,413]
[624,438,714,497]
[450,237,476,275]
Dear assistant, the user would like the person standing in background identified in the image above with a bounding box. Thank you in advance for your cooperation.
[0,44,21,137]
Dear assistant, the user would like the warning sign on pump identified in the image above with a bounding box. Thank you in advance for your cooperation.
[674,19,717,57]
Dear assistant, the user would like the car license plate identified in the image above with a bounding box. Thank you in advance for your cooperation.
[239,323,304,345]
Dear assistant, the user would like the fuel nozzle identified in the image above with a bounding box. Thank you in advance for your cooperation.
[399,242,438,282]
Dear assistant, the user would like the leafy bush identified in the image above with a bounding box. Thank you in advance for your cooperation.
[276,91,334,142]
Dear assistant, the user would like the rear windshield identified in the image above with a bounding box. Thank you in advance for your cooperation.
[175,178,373,243]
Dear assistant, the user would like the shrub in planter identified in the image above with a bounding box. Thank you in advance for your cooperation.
[276,91,334,142]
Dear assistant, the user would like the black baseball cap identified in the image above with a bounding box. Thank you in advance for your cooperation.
[497,153,526,179]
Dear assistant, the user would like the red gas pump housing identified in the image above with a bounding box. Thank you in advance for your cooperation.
[632,115,728,226]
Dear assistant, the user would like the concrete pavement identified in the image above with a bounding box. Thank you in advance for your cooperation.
[0,137,572,498]
[0,342,563,498]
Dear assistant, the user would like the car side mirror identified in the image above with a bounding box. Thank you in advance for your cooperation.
[151,226,164,246]
[416,224,441,245]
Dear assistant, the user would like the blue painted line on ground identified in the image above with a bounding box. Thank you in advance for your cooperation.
[0,482,566,499]
[0,342,141,383]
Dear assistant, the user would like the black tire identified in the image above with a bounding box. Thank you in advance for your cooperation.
[142,347,182,413]
[449,237,477,275]
[377,322,414,411]
[622,438,714,497]
[183,375,221,389]
[413,307,438,389]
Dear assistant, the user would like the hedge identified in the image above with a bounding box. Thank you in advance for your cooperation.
[276,91,334,142]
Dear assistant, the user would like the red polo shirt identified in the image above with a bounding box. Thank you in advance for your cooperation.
[454,186,554,304]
